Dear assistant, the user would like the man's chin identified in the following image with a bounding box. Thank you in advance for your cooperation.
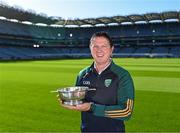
[95,60,106,65]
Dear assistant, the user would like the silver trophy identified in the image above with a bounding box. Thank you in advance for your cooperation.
[51,86,96,105]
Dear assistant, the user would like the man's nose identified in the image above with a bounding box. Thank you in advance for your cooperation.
[96,47,103,51]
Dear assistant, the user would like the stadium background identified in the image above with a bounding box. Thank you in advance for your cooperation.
[0,2,180,132]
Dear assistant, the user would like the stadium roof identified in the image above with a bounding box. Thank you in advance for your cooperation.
[0,3,179,27]
[56,11,180,27]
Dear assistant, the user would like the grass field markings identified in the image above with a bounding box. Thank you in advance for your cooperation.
[126,90,180,132]
[136,87,180,93]
[0,59,92,66]
[2,60,179,67]
[118,64,180,70]
[1,59,180,131]
[0,110,80,132]
[129,70,180,78]
[0,68,81,76]
[116,63,180,66]
[1,60,180,66]
[125,67,180,72]
[0,63,89,67]
[114,58,180,63]
[133,76,180,93]
[2,62,180,71]
[4,77,68,89]
[0,64,86,70]
[0,95,81,131]
[1,89,180,131]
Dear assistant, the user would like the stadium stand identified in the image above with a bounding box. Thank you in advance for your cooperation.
[0,4,179,60]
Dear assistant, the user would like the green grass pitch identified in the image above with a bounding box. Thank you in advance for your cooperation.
[0,58,180,132]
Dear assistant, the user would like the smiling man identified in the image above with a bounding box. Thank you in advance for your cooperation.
[59,32,135,132]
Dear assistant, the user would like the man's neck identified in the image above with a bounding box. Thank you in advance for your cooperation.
[94,59,111,74]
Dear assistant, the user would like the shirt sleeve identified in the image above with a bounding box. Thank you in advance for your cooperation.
[75,75,80,86]
[75,67,89,86]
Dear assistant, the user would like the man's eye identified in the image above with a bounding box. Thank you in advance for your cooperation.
[92,45,109,49]
[94,46,99,48]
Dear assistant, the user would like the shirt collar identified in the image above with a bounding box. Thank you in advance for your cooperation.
[94,59,112,75]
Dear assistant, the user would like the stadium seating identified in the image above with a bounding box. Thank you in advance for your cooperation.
[0,16,180,60]
[170,46,180,57]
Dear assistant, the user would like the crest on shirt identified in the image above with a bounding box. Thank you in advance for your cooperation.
[104,79,112,87]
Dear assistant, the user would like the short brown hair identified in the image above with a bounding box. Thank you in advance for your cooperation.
[90,32,113,47]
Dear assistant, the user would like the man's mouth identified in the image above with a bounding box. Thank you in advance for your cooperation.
[96,54,104,57]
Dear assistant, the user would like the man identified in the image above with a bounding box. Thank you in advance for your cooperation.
[59,32,135,132]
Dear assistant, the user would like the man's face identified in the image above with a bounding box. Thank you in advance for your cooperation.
[90,37,114,65]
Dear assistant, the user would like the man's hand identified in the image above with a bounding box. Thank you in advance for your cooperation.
[57,95,91,111]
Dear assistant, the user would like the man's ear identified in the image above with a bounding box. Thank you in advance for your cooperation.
[111,46,114,53]
[110,46,114,58]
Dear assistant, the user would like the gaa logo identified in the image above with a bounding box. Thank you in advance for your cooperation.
[83,81,90,85]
